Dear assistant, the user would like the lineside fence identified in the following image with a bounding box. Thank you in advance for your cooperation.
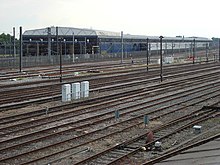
[0,47,218,69]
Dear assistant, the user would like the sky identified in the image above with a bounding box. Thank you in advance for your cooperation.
[0,0,219,38]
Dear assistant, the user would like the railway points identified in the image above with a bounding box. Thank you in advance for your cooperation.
[0,28,219,164]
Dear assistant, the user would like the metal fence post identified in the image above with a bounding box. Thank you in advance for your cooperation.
[159,36,164,82]
[19,26,23,72]
[146,38,149,71]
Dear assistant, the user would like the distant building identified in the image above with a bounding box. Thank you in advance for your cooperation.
[22,26,211,56]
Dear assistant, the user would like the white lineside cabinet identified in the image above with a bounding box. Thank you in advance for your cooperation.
[157,59,161,64]
[81,81,89,97]
[164,57,174,64]
[62,84,71,102]
[72,82,80,99]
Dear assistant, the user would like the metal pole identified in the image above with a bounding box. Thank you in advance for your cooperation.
[56,27,59,56]
[4,42,6,55]
[56,27,62,82]
[9,35,11,56]
[60,39,62,82]
[64,39,66,56]
[190,41,192,58]
[121,31,123,64]
[99,39,102,55]
[146,38,149,71]
[159,36,163,82]
[193,39,195,64]
[13,27,16,57]
[26,42,29,56]
[206,42,208,62]
[72,32,75,63]
[149,43,151,63]
[165,41,167,55]
[36,42,39,62]
[85,37,86,54]
[47,27,51,63]
[171,41,174,55]
[19,26,23,72]
[219,38,220,62]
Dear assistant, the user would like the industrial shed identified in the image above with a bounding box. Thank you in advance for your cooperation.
[22,27,211,58]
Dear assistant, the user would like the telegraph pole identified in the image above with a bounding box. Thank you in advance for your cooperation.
[121,31,124,64]
[60,38,62,82]
[159,36,164,82]
[85,37,87,54]
[56,27,62,82]
[47,27,51,63]
[206,42,208,62]
[13,27,16,57]
[19,26,23,72]
[72,32,75,63]
[149,43,151,63]
[219,38,220,62]
[171,41,174,55]
[146,38,149,71]
[56,27,59,56]
[193,39,195,64]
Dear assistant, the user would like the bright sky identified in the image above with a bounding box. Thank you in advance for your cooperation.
[0,0,219,38]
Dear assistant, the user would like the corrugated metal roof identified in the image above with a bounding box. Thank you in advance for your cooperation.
[23,27,212,42]
[23,27,97,36]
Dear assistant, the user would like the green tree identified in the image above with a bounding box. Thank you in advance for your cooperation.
[0,33,14,43]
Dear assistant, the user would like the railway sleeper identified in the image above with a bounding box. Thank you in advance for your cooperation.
[111,149,131,154]
[203,105,220,111]
[98,156,117,162]
[121,147,136,152]
[92,149,134,164]
[126,142,144,149]
[110,150,127,156]
[103,154,120,159]
[93,159,110,165]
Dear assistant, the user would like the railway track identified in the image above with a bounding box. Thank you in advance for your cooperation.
[0,61,134,81]
[142,128,220,165]
[1,64,220,123]
[1,78,219,134]
[0,62,220,109]
[0,58,220,165]
[108,111,220,165]
[0,76,220,164]
[77,110,219,165]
